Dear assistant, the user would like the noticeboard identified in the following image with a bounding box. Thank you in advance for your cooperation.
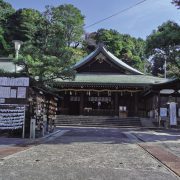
[0,77,29,104]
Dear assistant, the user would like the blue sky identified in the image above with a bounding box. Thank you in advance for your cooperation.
[4,0,180,39]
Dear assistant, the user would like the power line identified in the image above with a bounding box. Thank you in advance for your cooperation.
[85,0,148,29]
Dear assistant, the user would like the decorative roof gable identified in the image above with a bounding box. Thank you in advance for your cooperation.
[74,45,143,75]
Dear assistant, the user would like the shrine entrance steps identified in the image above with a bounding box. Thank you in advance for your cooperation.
[55,115,142,127]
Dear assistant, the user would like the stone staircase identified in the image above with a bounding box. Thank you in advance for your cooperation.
[55,115,142,127]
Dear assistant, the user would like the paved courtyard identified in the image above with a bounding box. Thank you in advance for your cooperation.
[0,127,179,180]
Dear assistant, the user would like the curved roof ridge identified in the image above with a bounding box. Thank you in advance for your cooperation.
[101,46,143,75]
[74,45,144,75]
[74,48,99,69]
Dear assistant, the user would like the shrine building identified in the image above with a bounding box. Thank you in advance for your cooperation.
[53,45,180,125]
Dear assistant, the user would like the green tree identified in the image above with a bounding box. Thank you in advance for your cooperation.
[146,21,180,78]
[50,4,84,47]
[96,29,123,57]
[15,4,85,85]
[172,0,180,8]
[6,8,43,42]
[0,0,15,55]
[151,55,165,77]
[0,27,8,55]
[84,29,146,72]
[0,0,15,25]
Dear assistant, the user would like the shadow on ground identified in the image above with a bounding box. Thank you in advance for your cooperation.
[0,127,180,147]
[44,127,180,145]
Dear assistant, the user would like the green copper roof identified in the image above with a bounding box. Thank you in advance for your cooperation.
[0,58,23,73]
[74,45,143,75]
[54,74,172,86]
[54,45,176,88]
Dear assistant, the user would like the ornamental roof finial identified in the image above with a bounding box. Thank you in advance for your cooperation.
[98,42,105,49]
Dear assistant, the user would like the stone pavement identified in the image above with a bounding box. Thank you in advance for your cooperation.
[127,128,180,177]
[139,143,180,177]
[0,127,179,180]
[0,137,31,159]
[0,128,67,159]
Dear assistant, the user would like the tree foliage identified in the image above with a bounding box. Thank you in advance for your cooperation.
[30,4,84,83]
[1,0,179,82]
[84,29,146,72]
[172,0,180,8]
[50,4,85,47]
[0,2,85,85]
[6,8,42,42]
[0,0,15,24]
[146,21,180,78]
[0,0,15,55]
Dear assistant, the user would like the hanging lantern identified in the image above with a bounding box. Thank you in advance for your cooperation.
[88,91,91,96]
[131,92,133,96]
[121,92,123,96]
[70,91,72,95]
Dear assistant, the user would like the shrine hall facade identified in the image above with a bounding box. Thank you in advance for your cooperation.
[53,45,180,118]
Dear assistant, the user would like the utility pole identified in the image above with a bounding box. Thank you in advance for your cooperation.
[164,59,167,79]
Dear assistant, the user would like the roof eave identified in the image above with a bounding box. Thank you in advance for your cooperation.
[53,81,153,87]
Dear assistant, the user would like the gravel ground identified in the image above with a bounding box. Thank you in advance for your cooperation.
[0,127,179,180]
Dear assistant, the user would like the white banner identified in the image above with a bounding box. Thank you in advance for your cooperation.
[0,87,11,98]
[169,102,177,126]
[10,89,17,98]
[17,87,26,98]
[0,77,29,87]
[0,106,25,130]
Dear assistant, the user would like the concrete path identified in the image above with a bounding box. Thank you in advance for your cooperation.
[127,128,180,177]
[139,143,180,177]
[0,128,67,159]
[0,127,179,180]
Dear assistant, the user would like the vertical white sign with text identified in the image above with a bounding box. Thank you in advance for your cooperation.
[169,102,177,126]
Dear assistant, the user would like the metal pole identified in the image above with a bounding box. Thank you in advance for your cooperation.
[15,50,19,59]
[164,59,167,79]
[15,49,19,73]
[22,106,26,138]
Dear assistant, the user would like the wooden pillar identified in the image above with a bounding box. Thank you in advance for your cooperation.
[156,92,161,126]
[114,93,119,116]
[134,93,138,116]
[80,92,84,115]
[158,92,161,115]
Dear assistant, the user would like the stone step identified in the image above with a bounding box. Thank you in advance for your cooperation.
[55,120,141,123]
[55,115,141,127]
